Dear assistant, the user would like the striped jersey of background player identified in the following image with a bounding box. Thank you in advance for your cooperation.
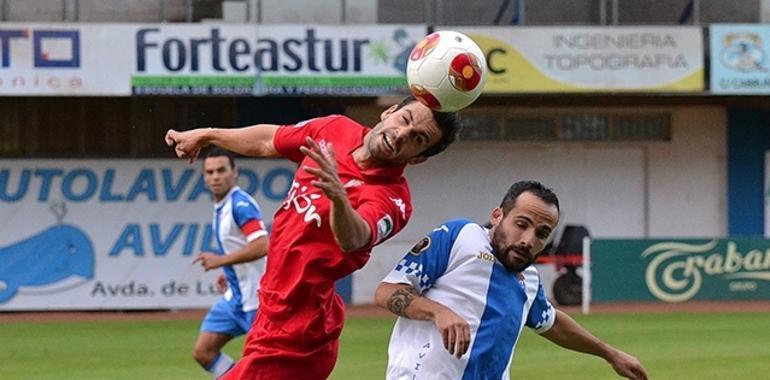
[164,96,461,379]
[191,148,269,378]
[375,180,649,380]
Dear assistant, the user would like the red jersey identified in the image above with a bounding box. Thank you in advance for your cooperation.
[260,115,412,346]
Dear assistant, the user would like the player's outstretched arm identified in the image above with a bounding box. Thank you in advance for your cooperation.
[193,235,268,271]
[165,124,281,162]
[540,309,648,380]
[375,282,470,358]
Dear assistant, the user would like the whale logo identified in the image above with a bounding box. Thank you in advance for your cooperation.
[0,224,95,303]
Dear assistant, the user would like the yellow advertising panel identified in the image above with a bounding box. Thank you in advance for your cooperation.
[445,27,704,93]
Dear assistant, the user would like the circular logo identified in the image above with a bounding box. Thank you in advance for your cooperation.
[409,236,432,255]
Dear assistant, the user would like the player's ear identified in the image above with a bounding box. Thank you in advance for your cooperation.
[490,207,503,227]
[380,104,398,120]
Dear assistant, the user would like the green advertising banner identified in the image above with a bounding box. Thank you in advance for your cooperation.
[130,25,425,96]
[592,239,770,302]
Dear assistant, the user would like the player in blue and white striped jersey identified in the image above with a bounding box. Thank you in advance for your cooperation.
[376,180,647,380]
[191,148,269,379]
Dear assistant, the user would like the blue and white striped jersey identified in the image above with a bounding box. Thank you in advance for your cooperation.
[382,219,556,380]
[213,186,268,313]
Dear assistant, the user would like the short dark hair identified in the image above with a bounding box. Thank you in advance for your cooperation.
[499,180,560,215]
[394,95,462,158]
[204,147,236,169]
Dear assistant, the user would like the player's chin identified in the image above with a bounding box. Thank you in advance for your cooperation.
[373,147,398,162]
[503,256,532,272]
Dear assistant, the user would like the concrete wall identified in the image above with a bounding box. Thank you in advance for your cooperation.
[0,0,760,24]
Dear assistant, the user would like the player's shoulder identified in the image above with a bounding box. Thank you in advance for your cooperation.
[429,218,485,242]
[230,188,259,208]
[302,114,361,129]
[439,218,484,234]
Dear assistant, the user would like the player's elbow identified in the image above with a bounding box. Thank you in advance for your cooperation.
[336,236,367,253]
[374,283,392,310]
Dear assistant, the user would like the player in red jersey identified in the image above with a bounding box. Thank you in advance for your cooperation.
[165,96,461,379]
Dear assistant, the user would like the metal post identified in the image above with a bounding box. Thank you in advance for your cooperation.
[581,236,591,315]
[185,0,193,22]
[519,0,525,25]
[247,0,259,23]
[599,0,607,25]
[611,0,619,24]
[161,0,166,22]
[1,0,6,21]
[692,0,700,24]
[341,0,346,24]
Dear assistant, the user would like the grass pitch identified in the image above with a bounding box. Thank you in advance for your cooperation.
[1,312,768,379]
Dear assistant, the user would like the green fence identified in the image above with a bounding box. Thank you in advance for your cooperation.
[592,239,770,302]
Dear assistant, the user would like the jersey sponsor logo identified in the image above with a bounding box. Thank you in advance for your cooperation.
[343,179,363,188]
[389,196,406,220]
[374,214,393,245]
[282,180,322,227]
[476,251,495,263]
[234,200,250,208]
[409,236,431,256]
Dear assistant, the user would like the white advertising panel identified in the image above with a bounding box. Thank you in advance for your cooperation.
[0,159,294,310]
[0,23,425,96]
[0,23,133,95]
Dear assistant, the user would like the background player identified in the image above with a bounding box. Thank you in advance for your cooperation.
[191,148,269,378]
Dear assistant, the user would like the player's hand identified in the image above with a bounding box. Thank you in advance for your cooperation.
[215,273,228,294]
[433,306,471,358]
[192,252,224,271]
[300,137,346,202]
[165,128,206,163]
[607,349,648,380]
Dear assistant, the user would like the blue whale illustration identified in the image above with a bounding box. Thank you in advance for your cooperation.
[0,224,94,303]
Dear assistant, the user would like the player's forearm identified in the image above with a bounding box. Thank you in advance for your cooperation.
[329,197,372,253]
[375,282,444,321]
[203,125,280,158]
[218,236,268,266]
[541,309,614,359]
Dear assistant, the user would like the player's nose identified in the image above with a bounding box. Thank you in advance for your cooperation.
[393,127,408,143]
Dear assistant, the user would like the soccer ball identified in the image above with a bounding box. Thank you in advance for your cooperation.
[406,31,487,112]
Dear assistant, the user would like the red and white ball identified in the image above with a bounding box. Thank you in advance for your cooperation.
[406,31,487,112]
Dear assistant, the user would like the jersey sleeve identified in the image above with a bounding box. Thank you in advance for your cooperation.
[526,280,556,334]
[381,219,469,293]
[273,116,339,163]
[355,182,413,252]
[231,192,268,242]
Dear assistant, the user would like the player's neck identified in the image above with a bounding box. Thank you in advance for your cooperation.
[351,145,378,170]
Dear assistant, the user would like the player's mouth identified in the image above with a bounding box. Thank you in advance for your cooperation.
[383,133,396,154]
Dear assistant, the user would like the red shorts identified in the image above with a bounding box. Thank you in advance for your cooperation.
[220,312,339,380]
